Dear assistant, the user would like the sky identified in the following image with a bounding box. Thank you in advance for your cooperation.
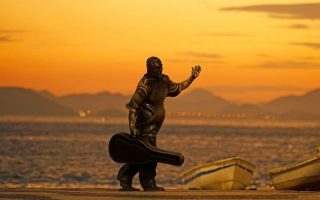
[1,0,320,103]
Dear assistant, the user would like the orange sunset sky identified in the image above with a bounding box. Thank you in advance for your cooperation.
[1,0,319,103]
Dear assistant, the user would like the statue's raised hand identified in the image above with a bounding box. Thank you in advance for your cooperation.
[192,65,201,78]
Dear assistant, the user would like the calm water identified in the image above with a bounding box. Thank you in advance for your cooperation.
[0,119,319,189]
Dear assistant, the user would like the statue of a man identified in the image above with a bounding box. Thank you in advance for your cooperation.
[117,56,201,191]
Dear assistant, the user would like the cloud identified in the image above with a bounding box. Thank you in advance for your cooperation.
[179,51,221,59]
[286,24,310,29]
[257,53,271,58]
[291,42,320,49]
[0,29,26,33]
[298,56,319,60]
[200,32,251,37]
[221,3,320,20]
[167,58,223,64]
[0,29,26,43]
[248,61,320,69]
[169,52,223,64]
[0,35,18,42]
[210,85,305,93]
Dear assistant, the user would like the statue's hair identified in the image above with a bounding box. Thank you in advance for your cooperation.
[146,56,162,72]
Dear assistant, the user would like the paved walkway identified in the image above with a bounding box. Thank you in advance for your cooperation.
[0,189,319,200]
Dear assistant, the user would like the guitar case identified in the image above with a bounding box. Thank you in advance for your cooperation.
[108,132,184,166]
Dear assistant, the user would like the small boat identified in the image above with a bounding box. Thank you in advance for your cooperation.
[180,157,255,190]
[269,148,320,191]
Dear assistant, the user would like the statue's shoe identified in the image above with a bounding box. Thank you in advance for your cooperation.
[119,182,140,191]
[143,186,165,192]
[119,187,140,191]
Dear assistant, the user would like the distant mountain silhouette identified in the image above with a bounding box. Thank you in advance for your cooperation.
[39,90,57,100]
[166,88,232,112]
[1,87,320,119]
[262,88,320,119]
[218,104,264,114]
[0,87,76,116]
[166,89,274,119]
[57,91,129,114]
[96,108,127,117]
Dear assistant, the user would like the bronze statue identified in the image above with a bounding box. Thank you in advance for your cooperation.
[117,57,201,191]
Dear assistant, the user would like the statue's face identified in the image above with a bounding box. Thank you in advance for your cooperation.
[149,60,163,78]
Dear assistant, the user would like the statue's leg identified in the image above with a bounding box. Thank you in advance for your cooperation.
[139,161,159,189]
[139,134,165,191]
[117,163,140,191]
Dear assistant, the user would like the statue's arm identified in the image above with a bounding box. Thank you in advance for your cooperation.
[167,65,201,97]
[128,111,138,137]
[181,65,201,90]
[126,80,149,137]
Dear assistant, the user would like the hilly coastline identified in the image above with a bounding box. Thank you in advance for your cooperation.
[0,87,319,120]
[0,87,76,116]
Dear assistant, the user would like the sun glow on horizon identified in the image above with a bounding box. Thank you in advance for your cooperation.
[1,0,319,103]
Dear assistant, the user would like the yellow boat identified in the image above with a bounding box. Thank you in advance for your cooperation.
[181,157,255,190]
[269,148,320,191]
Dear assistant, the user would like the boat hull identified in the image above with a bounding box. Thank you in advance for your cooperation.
[270,156,320,191]
[181,157,255,190]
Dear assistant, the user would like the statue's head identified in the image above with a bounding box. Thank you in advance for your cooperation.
[146,56,163,78]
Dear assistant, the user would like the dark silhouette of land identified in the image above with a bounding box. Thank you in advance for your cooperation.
[0,87,75,116]
[263,88,320,119]
[166,89,232,112]
[0,87,320,120]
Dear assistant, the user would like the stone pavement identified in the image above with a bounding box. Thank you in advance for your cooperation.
[0,188,319,200]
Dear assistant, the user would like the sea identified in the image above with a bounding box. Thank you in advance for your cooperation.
[0,116,319,189]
